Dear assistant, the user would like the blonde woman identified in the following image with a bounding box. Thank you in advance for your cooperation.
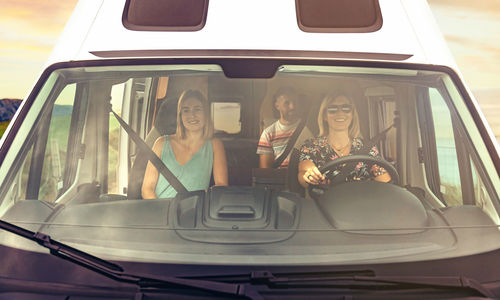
[142,90,228,198]
[298,91,391,188]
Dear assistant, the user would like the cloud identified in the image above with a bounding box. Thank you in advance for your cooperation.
[0,0,78,98]
[427,0,500,90]
[444,35,500,56]
[428,0,500,15]
[0,0,78,59]
[0,1,79,60]
[439,34,500,89]
[0,1,78,32]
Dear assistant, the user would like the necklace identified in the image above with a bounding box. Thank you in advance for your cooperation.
[330,140,351,156]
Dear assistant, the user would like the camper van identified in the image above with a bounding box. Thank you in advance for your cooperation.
[0,0,499,298]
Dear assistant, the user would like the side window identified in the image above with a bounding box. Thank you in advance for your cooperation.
[366,87,397,163]
[107,78,146,195]
[470,150,499,222]
[9,147,33,203]
[38,85,77,202]
[3,83,80,204]
[380,100,397,163]
[428,88,463,206]
[419,86,499,218]
[108,83,125,195]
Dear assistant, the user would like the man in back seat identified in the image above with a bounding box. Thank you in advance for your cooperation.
[257,86,302,169]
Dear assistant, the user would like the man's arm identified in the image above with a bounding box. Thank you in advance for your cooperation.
[256,127,275,168]
[259,153,274,168]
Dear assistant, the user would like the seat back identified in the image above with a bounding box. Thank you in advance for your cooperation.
[222,138,259,186]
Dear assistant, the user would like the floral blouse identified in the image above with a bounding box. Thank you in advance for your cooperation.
[299,136,387,183]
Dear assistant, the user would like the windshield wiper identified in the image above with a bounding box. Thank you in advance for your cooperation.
[1,218,495,299]
[188,270,496,298]
[0,219,263,300]
[262,271,496,298]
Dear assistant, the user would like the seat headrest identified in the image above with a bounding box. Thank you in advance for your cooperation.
[155,96,178,135]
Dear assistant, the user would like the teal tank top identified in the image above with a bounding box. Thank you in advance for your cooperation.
[155,136,213,198]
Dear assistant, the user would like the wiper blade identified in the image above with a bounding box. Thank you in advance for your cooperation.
[0,220,263,300]
[247,271,495,298]
[189,270,495,298]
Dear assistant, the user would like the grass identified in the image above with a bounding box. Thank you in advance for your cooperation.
[0,121,9,139]
[441,183,463,207]
[108,124,120,193]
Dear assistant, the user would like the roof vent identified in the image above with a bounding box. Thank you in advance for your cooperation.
[123,0,209,31]
[296,0,382,33]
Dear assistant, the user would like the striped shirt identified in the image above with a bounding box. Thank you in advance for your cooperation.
[256,120,300,168]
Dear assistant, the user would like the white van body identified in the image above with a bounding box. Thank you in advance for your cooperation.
[37,0,498,158]
[50,0,453,64]
[0,0,499,298]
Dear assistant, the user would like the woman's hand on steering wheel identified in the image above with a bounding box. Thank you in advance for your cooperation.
[303,166,327,185]
[306,155,399,200]
[318,154,399,185]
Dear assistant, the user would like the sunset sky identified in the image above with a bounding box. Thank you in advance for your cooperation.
[0,1,78,99]
[0,0,499,101]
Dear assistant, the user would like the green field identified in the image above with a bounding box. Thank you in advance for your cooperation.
[0,121,9,139]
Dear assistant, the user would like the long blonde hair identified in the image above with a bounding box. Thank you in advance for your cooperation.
[317,91,362,139]
[176,89,213,139]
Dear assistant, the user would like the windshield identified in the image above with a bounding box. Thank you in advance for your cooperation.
[0,61,499,265]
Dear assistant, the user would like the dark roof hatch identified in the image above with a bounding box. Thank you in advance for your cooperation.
[123,0,209,31]
[296,0,383,33]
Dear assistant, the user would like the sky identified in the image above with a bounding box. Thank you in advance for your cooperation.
[0,0,499,101]
[428,0,500,91]
[0,1,78,99]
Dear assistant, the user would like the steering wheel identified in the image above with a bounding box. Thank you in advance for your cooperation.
[308,154,399,199]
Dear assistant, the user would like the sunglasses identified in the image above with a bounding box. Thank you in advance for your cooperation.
[327,104,353,114]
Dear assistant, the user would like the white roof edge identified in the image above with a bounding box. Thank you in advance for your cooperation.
[45,0,459,69]
[46,0,104,67]
[401,0,458,69]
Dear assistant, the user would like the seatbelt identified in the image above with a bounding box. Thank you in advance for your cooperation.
[358,121,397,155]
[273,118,307,168]
[109,107,188,194]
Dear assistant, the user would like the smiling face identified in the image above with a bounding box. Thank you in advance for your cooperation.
[275,93,299,123]
[324,95,353,133]
[180,97,205,133]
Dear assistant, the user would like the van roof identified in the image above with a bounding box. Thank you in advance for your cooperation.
[48,0,457,68]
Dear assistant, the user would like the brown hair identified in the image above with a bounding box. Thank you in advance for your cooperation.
[176,89,213,139]
[317,91,362,139]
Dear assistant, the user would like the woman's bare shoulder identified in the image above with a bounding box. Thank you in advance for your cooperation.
[152,135,169,152]
[154,135,166,145]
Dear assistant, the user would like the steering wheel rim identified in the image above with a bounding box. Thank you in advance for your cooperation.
[320,154,399,184]
[308,154,399,199]
[308,154,399,195]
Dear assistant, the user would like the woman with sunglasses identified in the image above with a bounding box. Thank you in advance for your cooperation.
[298,91,391,188]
